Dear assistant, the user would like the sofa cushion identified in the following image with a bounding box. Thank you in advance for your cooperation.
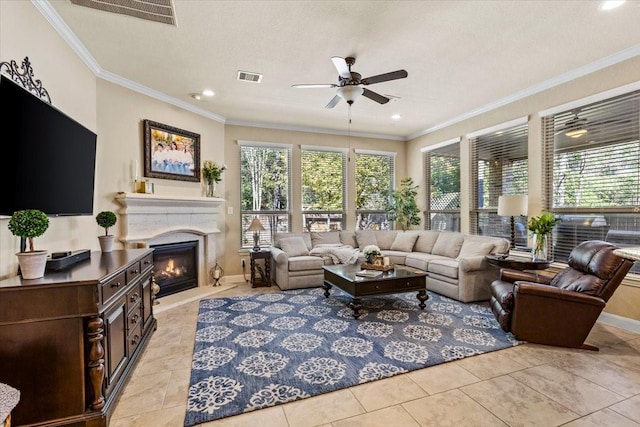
[432,232,464,258]
[456,241,494,259]
[375,231,399,250]
[428,259,459,279]
[288,256,325,271]
[355,230,378,248]
[339,231,357,247]
[311,231,341,247]
[279,237,310,257]
[274,232,312,251]
[414,231,440,253]
[390,232,419,252]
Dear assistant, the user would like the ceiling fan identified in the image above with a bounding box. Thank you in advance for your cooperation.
[292,56,408,109]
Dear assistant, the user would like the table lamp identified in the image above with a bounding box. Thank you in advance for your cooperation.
[247,218,265,251]
[497,195,528,249]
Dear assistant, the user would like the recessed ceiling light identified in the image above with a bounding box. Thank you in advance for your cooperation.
[600,0,625,10]
[189,93,202,100]
[202,89,215,97]
[391,114,401,120]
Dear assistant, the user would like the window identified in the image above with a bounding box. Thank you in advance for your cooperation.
[424,140,461,231]
[542,90,640,266]
[301,147,346,231]
[355,150,395,230]
[470,122,528,246]
[240,142,291,248]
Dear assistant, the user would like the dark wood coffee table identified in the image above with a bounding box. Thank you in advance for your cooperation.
[322,264,428,319]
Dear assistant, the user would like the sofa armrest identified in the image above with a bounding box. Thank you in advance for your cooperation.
[269,246,289,264]
[458,255,489,272]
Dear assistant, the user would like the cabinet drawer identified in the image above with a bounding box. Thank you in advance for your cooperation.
[127,323,143,357]
[127,303,142,332]
[141,253,153,271]
[127,284,142,311]
[356,281,393,296]
[102,271,126,305]
[126,261,142,283]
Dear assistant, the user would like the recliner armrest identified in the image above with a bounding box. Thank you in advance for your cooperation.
[514,282,605,307]
[500,268,554,285]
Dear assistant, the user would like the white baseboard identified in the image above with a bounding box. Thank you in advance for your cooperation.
[597,312,640,334]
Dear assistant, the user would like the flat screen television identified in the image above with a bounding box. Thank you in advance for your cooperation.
[0,75,97,216]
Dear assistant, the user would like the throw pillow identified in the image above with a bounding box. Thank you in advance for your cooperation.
[431,233,465,258]
[279,237,310,257]
[414,231,440,253]
[456,241,495,259]
[390,232,419,252]
[311,231,341,247]
[355,230,378,249]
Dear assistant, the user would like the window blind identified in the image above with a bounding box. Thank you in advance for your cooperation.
[355,152,395,230]
[240,144,292,248]
[542,89,640,266]
[301,148,346,231]
[470,122,528,245]
[424,141,461,231]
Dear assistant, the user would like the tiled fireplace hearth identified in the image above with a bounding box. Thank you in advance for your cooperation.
[114,193,224,290]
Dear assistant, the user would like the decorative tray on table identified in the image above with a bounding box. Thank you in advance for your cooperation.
[361,263,394,271]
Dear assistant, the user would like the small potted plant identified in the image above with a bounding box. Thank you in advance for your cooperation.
[528,212,561,260]
[202,160,227,197]
[8,209,50,279]
[96,211,117,253]
[362,244,382,264]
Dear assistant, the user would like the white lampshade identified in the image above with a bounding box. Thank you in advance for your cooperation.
[337,86,364,104]
[497,195,528,216]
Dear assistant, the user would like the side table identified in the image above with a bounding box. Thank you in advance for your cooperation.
[250,249,272,288]
[485,254,552,271]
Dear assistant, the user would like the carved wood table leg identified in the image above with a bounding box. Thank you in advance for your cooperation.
[417,290,428,310]
[87,316,105,410]
[349,298,363,319]
[322,281,332,298]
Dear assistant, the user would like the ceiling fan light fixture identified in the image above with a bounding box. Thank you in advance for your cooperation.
[566,128,588,138]
[337,86,364,104]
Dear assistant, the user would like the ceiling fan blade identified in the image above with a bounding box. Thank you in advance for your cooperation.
[325,95,342,109]
[361,70,408,85]
[362,88,390,104]
[331,56,351,79]
[292,84,337,89]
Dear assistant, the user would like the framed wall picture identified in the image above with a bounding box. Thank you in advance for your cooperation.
[143,119,201,182]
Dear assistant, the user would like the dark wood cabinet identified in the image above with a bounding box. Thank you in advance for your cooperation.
[0,249,156,427]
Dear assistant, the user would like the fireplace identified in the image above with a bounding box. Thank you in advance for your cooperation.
[152,241,198,298]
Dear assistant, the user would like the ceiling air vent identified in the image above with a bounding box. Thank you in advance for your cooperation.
[237,71,263,83]
[69,0,176,26]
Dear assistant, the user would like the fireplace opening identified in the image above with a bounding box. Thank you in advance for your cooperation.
[151,240,198,298]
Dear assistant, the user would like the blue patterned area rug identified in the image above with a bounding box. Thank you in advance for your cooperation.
[184,287,520,426]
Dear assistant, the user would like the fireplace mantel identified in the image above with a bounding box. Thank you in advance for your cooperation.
[114,193,224,288]
[114,192,224,242]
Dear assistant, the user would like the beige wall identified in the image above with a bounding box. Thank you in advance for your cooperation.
[406,56,640,321]
[0,1,97,278]
[223,125,405,275]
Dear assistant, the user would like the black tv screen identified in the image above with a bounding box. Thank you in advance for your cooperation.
[0,75,97,216]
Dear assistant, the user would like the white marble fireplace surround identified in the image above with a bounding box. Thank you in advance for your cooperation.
[114,193,224,288]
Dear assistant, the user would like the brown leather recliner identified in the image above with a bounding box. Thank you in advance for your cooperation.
[490,240,634,350]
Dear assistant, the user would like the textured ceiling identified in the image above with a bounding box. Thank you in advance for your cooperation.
[46,0,640,140]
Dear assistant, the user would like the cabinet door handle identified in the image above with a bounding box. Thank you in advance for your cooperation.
[131,314,140,325]
[131,335,140,346]
[143,260,151,265]
[111,282,121,288]
[130,293,140,304]
[131,269,139,274]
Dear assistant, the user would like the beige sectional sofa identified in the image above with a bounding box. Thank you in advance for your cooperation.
[269,230,510,303]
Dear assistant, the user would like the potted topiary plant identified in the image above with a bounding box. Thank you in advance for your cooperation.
[386,177,421,230]
[96,211,117,253]
[8,209,50,279]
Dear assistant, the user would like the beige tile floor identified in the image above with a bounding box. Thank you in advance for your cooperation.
[110,281,640,427]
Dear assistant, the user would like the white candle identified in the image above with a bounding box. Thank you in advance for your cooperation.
[383,257,390,266]
[131,160,139,180]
